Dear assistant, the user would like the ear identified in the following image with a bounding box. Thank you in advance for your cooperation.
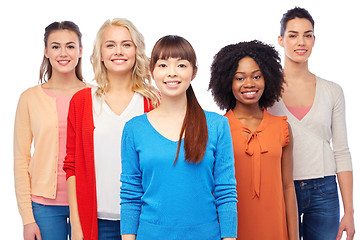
[79,47,83,58]
[191,67,198,81]
[313,35,316,46]
[44,48,49,58]
[278,35,284,47]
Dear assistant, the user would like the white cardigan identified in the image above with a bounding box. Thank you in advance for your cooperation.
[268,76,352,180]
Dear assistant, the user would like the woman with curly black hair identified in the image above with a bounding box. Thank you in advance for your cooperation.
[209,40,298,240]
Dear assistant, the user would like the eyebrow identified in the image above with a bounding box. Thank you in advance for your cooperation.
[287,30,313,34]
[50,41,76,45]
[235,70,261,75]
[104,40,133,44]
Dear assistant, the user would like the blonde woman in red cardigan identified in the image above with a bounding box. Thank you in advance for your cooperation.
[14,21,87,240]
[63,18,160,240]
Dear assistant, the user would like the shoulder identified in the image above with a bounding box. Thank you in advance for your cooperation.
[125,113,147,128]
[123,114,148,138]
[204,111,230,136]
[264,110,288,131]
[265,110,289,145]
[71,87,93,103]
[264,109,287,122]
[72,87,92,98]
[17,85,46,107]
[204,110,228,124]
[18,85,42,99]
[317,76,343,94]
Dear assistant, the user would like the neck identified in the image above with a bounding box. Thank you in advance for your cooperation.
[107,71,133,94]
[47,71,80,88]
[232,102,262,119]
[156,93,187,116]
[283,57,313,81]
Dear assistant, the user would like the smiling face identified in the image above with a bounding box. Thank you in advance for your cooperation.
[45,29,82,76]
[278,17,315,64]
[101,26,136,76]
[152,57,195,99]
[232,57,265,108]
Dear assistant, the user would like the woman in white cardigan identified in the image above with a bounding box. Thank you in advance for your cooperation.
[268,7,355,240]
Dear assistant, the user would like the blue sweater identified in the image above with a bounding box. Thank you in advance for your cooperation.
[120,111,237,240]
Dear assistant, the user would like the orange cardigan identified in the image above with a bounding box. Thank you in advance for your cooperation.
[63,87,154,240]
[14,85,62,225]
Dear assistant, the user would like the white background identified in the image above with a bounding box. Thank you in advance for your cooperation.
[1,0,358,238]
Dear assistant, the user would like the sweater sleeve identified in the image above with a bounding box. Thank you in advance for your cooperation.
[63,95,77,179]
[331,85,352,172]
[120,122,143,235]
[13,91,35,225]
[213,117,238,238]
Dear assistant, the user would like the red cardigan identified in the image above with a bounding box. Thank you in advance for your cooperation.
[63,87,154,240]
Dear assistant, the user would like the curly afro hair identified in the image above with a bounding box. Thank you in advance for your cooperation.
[208,40,284,111]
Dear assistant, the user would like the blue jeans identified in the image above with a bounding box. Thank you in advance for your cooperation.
[32,202,70,240]
[295,175,340,240]
[98,219,121,240]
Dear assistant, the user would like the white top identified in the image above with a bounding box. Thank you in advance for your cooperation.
[268,76,352,180]
[92,87,144,220]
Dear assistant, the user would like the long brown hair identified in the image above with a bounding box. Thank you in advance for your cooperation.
[150,35,208,164]
[39,21,83,83]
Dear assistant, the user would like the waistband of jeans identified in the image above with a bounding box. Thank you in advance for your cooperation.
[294,175,336,189]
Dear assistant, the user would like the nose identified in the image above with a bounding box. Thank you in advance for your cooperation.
[60,47,68,57]
[297,36,305,46]
[167,64,177,77]
[243,77,255,87]
[115,45,124,55]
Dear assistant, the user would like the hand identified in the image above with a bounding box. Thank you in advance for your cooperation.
[336,213,355,240]
[222,238,236,240]
[23,222,41,240]
[71,223,84,240]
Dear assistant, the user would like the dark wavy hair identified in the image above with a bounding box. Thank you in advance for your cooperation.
[280,7,314,36]
[208,40,284,111]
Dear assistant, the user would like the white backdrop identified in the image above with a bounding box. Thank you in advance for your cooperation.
[1,0,358,238]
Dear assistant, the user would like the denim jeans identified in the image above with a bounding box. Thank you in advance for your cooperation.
[294,175,340,240]
[98,219,121,240]
[32,202,70,240]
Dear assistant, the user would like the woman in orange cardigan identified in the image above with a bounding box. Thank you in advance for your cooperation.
[14,21,87,240]
[209,40,298,240]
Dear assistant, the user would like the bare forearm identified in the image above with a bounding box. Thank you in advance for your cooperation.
[284,185,299,240]
[122,234,136,240]
[336,171,355,239]
[67,176,84,239]
[337,171,354,214]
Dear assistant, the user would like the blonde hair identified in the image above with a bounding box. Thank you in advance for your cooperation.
[90,18,159,107]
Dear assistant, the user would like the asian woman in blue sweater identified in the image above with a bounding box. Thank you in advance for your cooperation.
[120,35,238,240]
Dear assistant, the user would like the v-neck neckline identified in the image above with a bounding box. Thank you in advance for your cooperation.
[280,76,319,123]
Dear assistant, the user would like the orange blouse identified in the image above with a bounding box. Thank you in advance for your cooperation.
[225,109,289,240]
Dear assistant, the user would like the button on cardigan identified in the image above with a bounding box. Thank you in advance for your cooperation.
[14,85,61,225]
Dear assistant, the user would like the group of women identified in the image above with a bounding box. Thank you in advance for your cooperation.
[13,6,354,240]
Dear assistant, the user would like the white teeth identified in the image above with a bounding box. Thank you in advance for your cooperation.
[165,82,180,85]
[243,91,256,95]
[58,60,69,63]
[113,59,125,63]
[296,50,306,53]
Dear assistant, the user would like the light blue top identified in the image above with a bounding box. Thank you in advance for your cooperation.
[120,111,237,240]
